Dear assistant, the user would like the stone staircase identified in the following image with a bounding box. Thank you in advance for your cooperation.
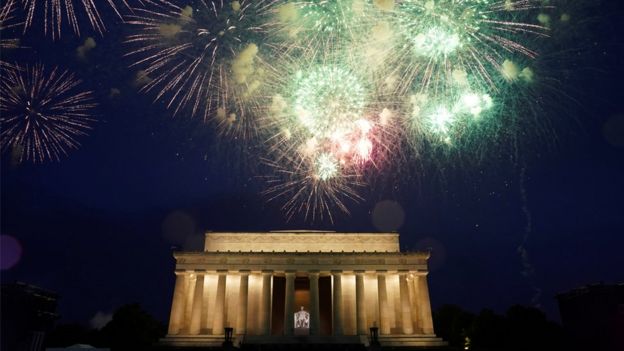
[377,335,447,347]
[160,334,448,349]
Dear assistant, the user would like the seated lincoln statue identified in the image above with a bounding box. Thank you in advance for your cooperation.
[294,306,310,336]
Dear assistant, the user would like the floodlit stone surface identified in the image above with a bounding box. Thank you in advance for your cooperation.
[162,231,446,348]
[204,231,400,253]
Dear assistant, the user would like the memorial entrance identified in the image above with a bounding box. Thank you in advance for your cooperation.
[161,231,447,348]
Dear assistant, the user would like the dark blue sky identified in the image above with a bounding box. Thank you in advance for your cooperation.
[2,0,623,327]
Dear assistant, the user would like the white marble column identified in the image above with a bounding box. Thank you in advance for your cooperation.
[212,271,227,335]
[415,274,434,335]
[236,271,250,335]
[183,274,195,332]
[284,271,296,335]
[168,270,188,335]
[189,271,205,335]
[355,271,367,335]
[309,271,321,336]
[377,271,391,335]
[332,271,344,336]
[399,272,414,334]
[407,274,422,333]
[261,270,273,335]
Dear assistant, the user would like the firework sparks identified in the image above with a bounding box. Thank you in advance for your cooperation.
[125,0,272,138]
[389,0,549,92]
[260,59,383,170]
[262,151,364,223]
[254,50,407,219]
[122,0,563,220]
[290,65,367,138]
[1,0,22,50]
[0,64,96,163]
[0,0,580,220]
[267,0,374,56]
[406,74,496,145]
[315,152,339,181]
[20,0,134,39]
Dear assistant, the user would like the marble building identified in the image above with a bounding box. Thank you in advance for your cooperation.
[161,231,447,347]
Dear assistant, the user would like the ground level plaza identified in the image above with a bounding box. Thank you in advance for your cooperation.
[161,231,447,348]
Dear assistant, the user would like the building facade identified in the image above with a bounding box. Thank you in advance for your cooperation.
[162,231,446,347]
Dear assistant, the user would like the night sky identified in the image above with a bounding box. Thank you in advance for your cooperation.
[2,0,624,329]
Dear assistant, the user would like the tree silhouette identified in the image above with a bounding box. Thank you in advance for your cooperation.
[433,304,475,348]
[98,303,165,350]
[433,304,565,351]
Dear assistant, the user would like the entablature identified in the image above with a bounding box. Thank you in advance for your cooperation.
[174,251,430,273]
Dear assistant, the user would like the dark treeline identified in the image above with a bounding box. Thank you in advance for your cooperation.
[433,304,566,351]
[45,303,166,351]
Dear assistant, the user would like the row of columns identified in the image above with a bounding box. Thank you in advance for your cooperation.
[168,270,434,336]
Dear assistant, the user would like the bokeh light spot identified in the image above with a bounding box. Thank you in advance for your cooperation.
[372,200,405,232]
[1,235,23,270]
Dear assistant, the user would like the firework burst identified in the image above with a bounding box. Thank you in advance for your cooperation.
[403,72,497,147]
[1,0,22,50]
[20,0,134,39]
[262,150,364,223]
[385,0,549,94]
[122,0,569,221]
[125,0,274,138]
[258,60,371,220]
[254,49,406,219]
[266,0,376,57]
[0,64,96,163]
[260,56,390,170]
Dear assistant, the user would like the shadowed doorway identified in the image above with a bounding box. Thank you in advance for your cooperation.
[319,276,332,335]
[271,275,333,336]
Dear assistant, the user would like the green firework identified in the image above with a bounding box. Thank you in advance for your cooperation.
[393,0,547,88]
[270,0,373,55]
[407,72,496,145]
[315,152,340,180]
[291,65,367,138]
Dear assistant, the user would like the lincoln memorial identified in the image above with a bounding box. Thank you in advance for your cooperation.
[161,231,447,348]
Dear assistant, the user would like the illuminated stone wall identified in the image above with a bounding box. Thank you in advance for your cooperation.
[162,232,446,348]
[204,231,400,253]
